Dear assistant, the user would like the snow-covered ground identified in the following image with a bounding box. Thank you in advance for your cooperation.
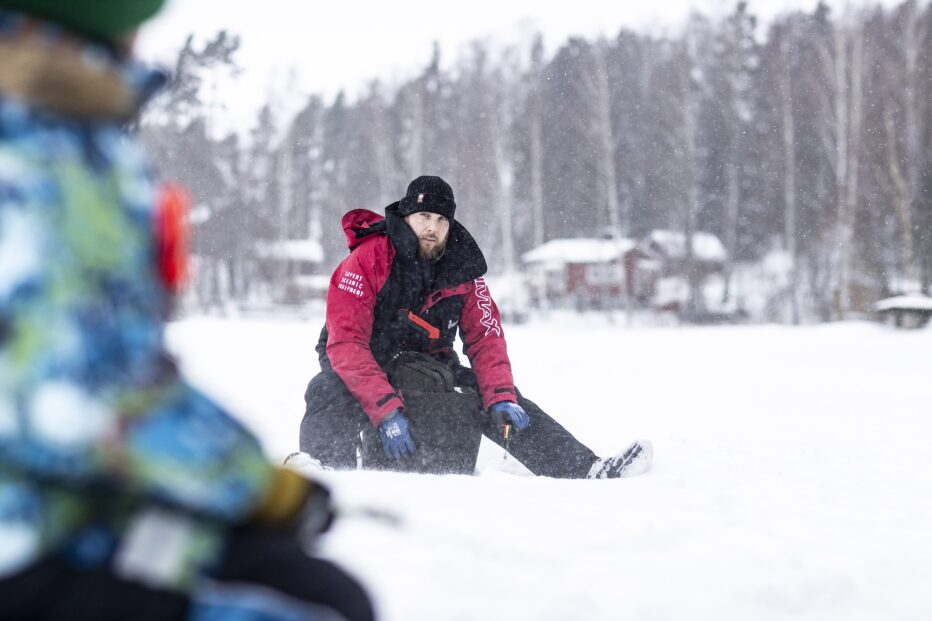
[166,313,932,621]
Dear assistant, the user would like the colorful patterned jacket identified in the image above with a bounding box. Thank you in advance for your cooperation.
[0,13,274,588]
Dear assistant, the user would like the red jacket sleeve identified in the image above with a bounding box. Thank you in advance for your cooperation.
[325,238,403,426]
[459,277,517,409]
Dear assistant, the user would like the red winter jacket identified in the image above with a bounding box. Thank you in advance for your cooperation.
[318,206,516,426]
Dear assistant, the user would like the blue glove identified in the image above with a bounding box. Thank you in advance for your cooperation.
[379,410,416,460]
[490,401,530,432]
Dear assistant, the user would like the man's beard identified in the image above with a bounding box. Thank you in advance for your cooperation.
[417,236,447,261]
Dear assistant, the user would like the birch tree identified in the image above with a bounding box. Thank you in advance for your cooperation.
[779,31,801,323]
[810,7,865,318]
[879,1,928,289]
[710,2,758,305]
[526,35,546,249]
[575,38,623,236]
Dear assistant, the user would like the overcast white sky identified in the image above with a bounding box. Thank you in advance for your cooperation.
[137,0,905,133]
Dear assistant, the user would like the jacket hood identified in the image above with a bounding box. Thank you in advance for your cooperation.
[0,12,167,122]
[341,208,386,250]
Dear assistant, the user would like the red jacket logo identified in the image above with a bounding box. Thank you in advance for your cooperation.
[473,278,501,337]
[338,271,365,297]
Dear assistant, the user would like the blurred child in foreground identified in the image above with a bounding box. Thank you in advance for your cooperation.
[0,2,374,619]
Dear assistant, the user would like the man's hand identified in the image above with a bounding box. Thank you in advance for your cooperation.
[250,467,335,543]
[379,409,416,459]
[490,401,530,432]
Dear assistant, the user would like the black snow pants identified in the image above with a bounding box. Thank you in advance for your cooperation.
[0,528,374,621]
[299,363,598,479]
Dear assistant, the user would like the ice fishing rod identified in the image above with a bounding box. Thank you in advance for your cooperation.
[335,505,403,528]
[502,422,511,459]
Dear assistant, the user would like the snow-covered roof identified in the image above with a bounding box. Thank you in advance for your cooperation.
[874,295,932,312]
[256,239,324,263]
[189,204,212,225]
[522,238,636,266]
[644,229,727,262]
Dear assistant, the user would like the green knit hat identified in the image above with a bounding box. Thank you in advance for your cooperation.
[0,0,166,41]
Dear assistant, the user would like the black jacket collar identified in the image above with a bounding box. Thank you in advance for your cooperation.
[383,202,487,289]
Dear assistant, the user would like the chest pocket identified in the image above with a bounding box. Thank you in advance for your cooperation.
[371,273,469,362]
[424,295,464,345]
[400,293,463,350]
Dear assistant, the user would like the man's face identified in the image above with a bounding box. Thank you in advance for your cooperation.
[404,211,450,260]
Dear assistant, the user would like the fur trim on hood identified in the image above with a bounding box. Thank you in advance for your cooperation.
[0,19,165,122]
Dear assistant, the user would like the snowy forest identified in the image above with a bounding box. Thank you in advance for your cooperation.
[139,0,932,324]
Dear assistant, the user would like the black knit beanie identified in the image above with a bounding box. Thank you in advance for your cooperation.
[396,176,456,221]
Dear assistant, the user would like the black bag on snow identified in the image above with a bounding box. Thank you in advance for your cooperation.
[384,351,457,392]
[361,353,485,474]
[359,390,485,474]
[360,351,487,474]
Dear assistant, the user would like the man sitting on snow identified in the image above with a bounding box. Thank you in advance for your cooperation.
[298,175,651,478]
